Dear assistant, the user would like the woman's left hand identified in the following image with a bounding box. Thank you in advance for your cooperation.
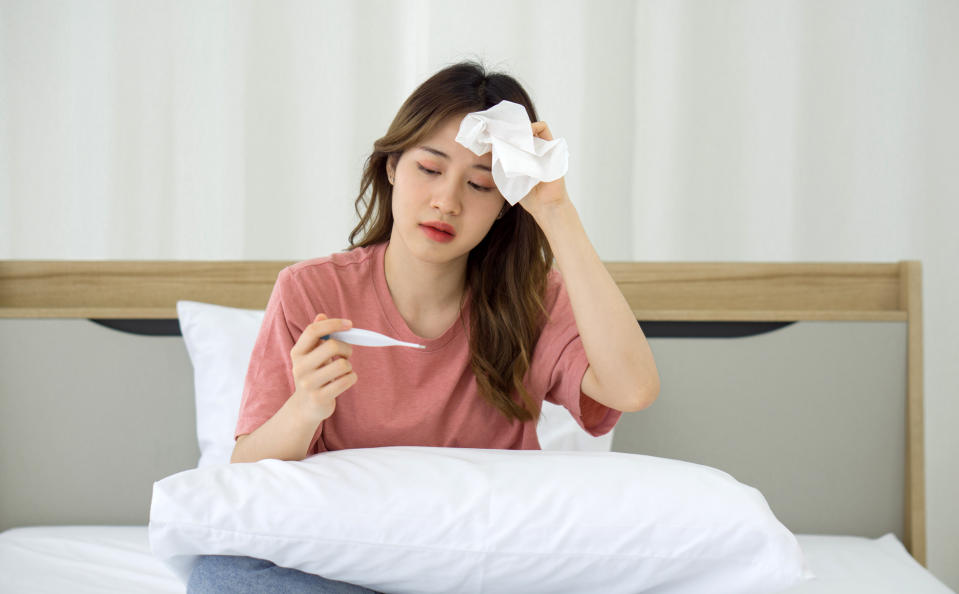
[517,121,571,216]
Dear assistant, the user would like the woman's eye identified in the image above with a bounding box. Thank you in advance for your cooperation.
[469,182,493,192]
[418,163,492,192]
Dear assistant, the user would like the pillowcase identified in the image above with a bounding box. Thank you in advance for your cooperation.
[150,446,812,593]
[176,300,264,467]
[539,397,615,451]
[176,300,613,467]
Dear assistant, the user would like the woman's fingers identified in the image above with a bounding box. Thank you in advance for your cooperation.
[315,355,354,388]
[288,314,358,421]
[296,352,356,397]
[307,336,353,367]
[316,365,358,398]
[290,313,355,398]
[293,342,356,396]
[531,121,553,141]
[291,314,352,357]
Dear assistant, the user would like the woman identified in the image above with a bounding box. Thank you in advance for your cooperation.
[188,60,659,594]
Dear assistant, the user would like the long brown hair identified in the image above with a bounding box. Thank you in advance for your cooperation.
[348,61,553,423]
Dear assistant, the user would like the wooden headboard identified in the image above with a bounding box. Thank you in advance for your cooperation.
[0,259,924,563]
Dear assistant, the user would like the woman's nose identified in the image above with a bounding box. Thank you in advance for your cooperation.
[430,180,463,215]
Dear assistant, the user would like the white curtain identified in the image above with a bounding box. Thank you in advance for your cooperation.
[1,0,957,586]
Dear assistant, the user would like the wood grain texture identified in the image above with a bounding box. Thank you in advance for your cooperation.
[901,261,926,565]
[1,260,908,320]
[0,261,293,318]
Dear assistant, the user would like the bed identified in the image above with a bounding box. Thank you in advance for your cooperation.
[0,258,952,593]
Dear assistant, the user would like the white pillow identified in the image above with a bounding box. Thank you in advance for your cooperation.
[539,398,615,451]
[176,300,264,467]
[176,300,611,465]
[150,446,812,593]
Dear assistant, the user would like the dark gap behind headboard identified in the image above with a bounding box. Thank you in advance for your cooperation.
[89,319,794,339]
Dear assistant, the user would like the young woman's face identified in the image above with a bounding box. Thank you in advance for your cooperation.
[387,114,506,264]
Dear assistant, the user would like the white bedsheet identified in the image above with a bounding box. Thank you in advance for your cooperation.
[0,526,953,594]
[785,534,953,593]
[0,526,182,594]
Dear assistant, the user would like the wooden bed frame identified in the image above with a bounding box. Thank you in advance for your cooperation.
[0,259,925,564]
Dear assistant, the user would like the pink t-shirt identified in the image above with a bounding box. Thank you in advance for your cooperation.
[235,240,621,454]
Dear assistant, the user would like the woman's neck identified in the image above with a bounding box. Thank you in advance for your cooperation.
[383,239,467,331]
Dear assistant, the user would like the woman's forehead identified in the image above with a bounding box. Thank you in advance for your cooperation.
[415,115,492,167]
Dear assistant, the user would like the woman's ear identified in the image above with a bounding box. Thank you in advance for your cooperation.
[386,155,396,185]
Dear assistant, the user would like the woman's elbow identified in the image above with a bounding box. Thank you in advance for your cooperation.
[629,376,660,412]
[230,434,249,464]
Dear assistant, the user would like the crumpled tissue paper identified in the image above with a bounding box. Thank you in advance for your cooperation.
[455,100,569,205]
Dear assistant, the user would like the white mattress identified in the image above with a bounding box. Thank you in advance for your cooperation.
[0,526,182,594]
[0,526,952,594]
[787,534,953,593]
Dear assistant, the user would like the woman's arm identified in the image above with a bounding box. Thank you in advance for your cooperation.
[231,314,356,463]
[231,395,324,463]
[520,123,660,413]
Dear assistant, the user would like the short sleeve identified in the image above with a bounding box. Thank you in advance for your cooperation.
[538,271,622,436]
[234,267,326,453]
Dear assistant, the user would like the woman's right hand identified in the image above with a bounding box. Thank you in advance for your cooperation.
[289,313,357,424]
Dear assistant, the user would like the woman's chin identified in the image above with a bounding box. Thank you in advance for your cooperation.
[416,237,473,263]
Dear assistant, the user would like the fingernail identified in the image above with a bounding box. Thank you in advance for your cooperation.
[343,319,352,329]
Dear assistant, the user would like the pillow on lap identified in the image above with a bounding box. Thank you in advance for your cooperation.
[149,446,812,593]
[176,300,613,465]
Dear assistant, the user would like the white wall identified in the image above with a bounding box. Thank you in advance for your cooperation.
[1,0,956,587]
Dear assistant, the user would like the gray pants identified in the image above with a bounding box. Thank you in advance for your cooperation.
[187,555,383,594]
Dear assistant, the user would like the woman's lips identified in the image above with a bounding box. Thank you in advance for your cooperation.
[420,224,455,243]
[422,220,455,235]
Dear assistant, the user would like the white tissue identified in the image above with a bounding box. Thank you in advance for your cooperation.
[455,100,569,205]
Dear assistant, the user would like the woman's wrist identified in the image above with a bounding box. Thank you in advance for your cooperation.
[528,198,580,249]
[286,389,334,428]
